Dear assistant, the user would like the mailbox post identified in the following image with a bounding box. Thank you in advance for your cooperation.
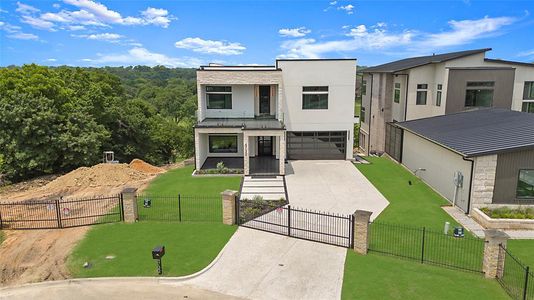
[152,245,165,275]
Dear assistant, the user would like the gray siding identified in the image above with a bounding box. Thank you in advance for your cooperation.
[493,149,534,204]
[445,68,515,114]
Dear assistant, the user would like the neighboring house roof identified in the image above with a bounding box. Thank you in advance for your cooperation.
[363,48,492,73]
[484,58,534,68]
[198,65,280,71]
[194,118,285,130]
[396,109,534,157]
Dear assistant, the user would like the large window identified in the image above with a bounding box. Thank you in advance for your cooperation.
[524,82,534,100]
[206,86,232,109]
[394,83,401,103]
[209,135,238,153]
[302,86,329,109]
[436,84,442,107]
[362,80,367,96]
[416,84,427,105]
[465,81,494,108]
[522,102,534,113]
[517,169,534,198]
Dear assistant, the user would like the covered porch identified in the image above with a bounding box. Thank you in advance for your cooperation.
[201,157,280,175]
[243,129,286,176]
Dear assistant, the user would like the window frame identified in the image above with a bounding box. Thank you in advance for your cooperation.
[522,101,534,113]
[206,85,233,110]
[394,83,401,104]
[360,106,366,123]
[208,135,238,154]
[517,169,534,199]
[416,83,428,105]
[524,81,534,100]
[362,80,367,96]
[302,86,329,110]
[436,84,442,107]
[465,81,495,108]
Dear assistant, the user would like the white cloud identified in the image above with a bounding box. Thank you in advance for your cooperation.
[21,15,56,30]
[518,49,534,57]
[422,16,515,47]
[338,4,354,14]
[279,16,516,58]
[279,27,311,37]
[16,2,40,14]
[175,37,246,55]
[53,3,61,9]
[82,47,203,67]
[67,25,86,30]
[46,58,58,62]
[8,32,39,40]
[141,7,172,28]
[73,32,123,41]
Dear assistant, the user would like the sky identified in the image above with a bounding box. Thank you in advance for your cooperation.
[0,0,533,68]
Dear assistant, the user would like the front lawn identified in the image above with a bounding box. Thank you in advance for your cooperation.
[68,222,236,277]
[144,165,241,196]
[355,157,458,229]
[342,252,509,300]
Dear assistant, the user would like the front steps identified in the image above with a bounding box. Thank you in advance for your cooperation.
[239,176,287,201]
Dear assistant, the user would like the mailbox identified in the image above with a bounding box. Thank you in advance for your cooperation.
[152,246,165,259]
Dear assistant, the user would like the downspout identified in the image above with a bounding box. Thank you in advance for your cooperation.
[403,74,410,121]
[367,73,374,155]
[463,156,475,214]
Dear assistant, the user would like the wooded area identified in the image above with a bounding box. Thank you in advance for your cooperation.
[0,64,197,182]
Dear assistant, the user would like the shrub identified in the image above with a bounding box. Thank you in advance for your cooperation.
[480,207,534,219]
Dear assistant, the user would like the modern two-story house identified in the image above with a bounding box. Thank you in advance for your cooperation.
[359,48,534,158]
[194,59,357,176]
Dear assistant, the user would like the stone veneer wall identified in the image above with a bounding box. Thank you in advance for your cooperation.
[471,154,498,208]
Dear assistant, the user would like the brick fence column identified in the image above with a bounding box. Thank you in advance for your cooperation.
[353,210,373,255]
[483,229,509,279]
[221,190,238,225]
[121,187,138,223]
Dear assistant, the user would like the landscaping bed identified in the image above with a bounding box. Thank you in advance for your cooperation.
[480,206,534,219]
[239,197,287,223]
[472,207,534,230]
[68,222,236,277]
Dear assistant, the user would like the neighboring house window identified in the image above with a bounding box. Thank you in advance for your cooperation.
[206,86,232,109]
[394,83,401,103]
[436,84,442,107]
[360,107,366,123]
[362,80,367,96]
[465,81,494,108]
[359,132,366,149]
[302,86,328,109]
[517,169,534,198]
[523,82,534,113]
[209,135,238,153]
[416,84,427,105]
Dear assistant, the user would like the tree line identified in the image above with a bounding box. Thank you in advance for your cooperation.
[0,64,197,182]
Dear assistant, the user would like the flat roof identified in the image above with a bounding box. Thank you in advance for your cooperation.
[396,109,534,157]
[198,65,280,71]
[195,118,285,130]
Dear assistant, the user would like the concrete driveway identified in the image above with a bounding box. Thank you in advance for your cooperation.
[189,227,346,300]
[285,160,389,220]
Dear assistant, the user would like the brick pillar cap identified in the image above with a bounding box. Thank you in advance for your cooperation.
[354,210,373,219]
[221,190,238,196]
[122,187,138,193]
[484,229,509,241]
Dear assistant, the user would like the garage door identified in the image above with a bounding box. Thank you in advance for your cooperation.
[287,131,347,160]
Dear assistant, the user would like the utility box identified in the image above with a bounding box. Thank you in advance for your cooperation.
[152,246,165,259]
[453,227,465,238]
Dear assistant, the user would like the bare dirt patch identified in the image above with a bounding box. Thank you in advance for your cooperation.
[0,160,165,287]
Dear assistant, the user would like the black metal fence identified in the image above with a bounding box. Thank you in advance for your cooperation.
[0,195,123,229]
[498,245,534,300]
[136,194,221,222]
[368,222,485,273]
[238,198,354,248]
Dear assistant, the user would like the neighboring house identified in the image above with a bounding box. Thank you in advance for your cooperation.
[359,48,534,157]
[392,109,534,213]
[194,59,357,175]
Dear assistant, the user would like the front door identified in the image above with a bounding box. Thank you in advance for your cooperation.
[257,136,273,156]
[259,86,270,115]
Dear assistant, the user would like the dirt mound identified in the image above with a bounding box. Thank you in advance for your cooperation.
[129,159,164,174]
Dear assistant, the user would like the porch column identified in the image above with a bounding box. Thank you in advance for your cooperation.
[194,129,201,172]
[279,133,286,175]
[243,132,250,175]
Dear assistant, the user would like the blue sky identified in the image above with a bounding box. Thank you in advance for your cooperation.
[1,0,533,68]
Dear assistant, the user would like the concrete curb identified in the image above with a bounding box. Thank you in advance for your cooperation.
[0,230,234,292]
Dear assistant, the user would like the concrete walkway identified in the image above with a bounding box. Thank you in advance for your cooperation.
[0,280,242,300]
[285,160,389,220]
[240,176,286,201]
[188,227,346,300]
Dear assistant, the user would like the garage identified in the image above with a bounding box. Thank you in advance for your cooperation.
[287,131,347,160]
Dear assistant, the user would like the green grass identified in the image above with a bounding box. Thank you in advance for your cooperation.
[355,157,458,229]
[0,231,4,246]
[507,240,534,268]
[144,165,241,196]
[342,252,509,300]
[68,222,236,277]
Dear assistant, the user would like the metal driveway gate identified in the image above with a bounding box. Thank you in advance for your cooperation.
[287,131,347,160]
[237,198,354,248]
